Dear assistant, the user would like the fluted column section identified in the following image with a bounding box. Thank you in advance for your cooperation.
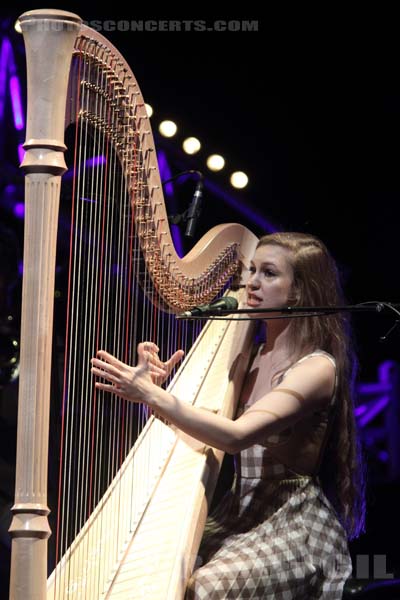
[9,174,61,599]
[9,9,81,600]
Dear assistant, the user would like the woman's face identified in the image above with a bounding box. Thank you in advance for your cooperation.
[246,244,295,312]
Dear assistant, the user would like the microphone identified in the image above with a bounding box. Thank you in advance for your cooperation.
[179,296,238,318]
[185,179,203,238]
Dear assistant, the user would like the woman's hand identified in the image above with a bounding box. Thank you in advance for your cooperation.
[137,342,184,386]
[90,343,184,403]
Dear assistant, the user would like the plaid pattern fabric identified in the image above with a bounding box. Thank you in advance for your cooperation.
[186,477,351,599]
[185,352,352,599]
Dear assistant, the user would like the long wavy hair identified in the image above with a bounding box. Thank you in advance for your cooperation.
[257,231,366,539]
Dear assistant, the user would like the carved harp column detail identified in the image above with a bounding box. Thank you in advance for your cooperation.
[9,10,82,600]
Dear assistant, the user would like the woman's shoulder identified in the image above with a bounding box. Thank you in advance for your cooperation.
[281,349,336,376]
[277,350,337,406]
[296,349,336,368]
[276,350,336,390]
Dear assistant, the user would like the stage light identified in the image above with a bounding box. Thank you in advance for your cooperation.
[230,171,248,189]
[159,120,177,137]
[10,75,24,130]
[182,137,201,155]
[145,103,153,117]
[18,143,24,164]
[85,155,106,168]
[14,202,24,219]
[206,154,225,171]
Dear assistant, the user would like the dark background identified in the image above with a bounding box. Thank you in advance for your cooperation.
[1,4,400,597]
[2,4,400,376]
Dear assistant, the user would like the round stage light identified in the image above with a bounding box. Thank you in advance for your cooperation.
[159,120,177,137]
[206,154,225,171]
[230,171,248,189]
[183,137,201,155]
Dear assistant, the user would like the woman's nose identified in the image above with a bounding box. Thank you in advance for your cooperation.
[247,272,260,288]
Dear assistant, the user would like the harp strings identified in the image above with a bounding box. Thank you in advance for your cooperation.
[53,39,204,598]
[51,31,245,597]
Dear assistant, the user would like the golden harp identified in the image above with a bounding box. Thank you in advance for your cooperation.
[9,9,258,599]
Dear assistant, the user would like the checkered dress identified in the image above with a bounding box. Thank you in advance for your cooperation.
[185,352,352,599]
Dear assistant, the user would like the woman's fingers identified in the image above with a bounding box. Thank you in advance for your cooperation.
[143,342,159,352]
[92,344,184,391]
[138,342,165,372]
[95,381,119,393]
[148,364,168,377]
[142,345,184,380]
[91,357,122,378]
[91,364,120,384]
[165,349,185,371]
[96,350,126,368]
[146,352,166,370]
[137,343,159,368]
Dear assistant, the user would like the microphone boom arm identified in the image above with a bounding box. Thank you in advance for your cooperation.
[177,301,400,319]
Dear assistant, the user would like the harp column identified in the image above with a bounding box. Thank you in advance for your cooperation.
[9,11,81,600]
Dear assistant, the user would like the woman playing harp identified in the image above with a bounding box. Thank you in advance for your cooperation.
[92,232,366,599]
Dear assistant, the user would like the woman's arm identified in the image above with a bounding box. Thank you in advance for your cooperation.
[91,350,335,454]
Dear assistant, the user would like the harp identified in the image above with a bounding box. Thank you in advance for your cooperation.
[9,9,259,600]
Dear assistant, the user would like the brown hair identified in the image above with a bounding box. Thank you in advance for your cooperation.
[257,231,366,539]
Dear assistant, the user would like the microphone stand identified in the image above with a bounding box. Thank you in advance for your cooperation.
[211,302,391,316]
[176,301,400,336]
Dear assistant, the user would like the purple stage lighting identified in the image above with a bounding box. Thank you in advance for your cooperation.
[1,36,25,132]
[63,155,107,180]
[9,74,24,130]
[157,148,184,257]
[0,37,11,120]
[18,143,25,164]
[13,202,24,219]
[85,155,106,168]
[157,149,174,197]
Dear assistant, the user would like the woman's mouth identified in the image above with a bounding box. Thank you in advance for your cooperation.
[246,294,263,307]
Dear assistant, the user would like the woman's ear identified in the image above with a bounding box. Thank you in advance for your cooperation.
[288,285,300,304]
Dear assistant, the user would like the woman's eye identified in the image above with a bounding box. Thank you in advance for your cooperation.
[264,269,276,277]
